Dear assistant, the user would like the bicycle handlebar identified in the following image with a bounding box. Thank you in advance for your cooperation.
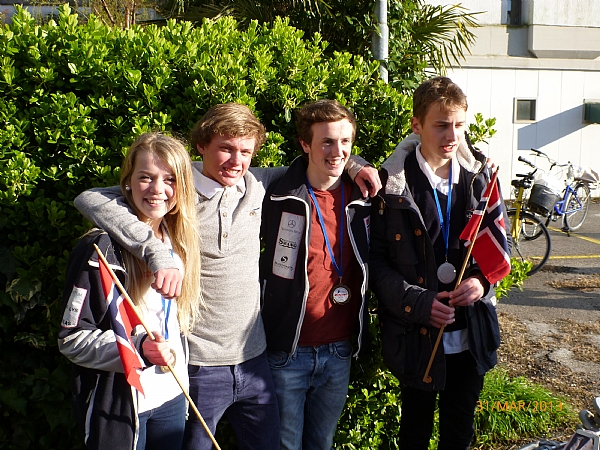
[530,148,570,169]
[518,156,536,168]
[514,155,538,181]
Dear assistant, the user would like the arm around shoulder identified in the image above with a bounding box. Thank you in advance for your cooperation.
[74,186,177,273]
[347,156,382,197]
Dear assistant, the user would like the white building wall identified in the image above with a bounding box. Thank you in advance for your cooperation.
[531,1,600,27]
[447,67,600,196]
[426,0,600,197]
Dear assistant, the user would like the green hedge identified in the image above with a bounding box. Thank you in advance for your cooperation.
[0,5,411,449]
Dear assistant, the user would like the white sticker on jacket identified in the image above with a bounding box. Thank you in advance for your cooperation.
[273,212,305,279]
[61,285,87,328]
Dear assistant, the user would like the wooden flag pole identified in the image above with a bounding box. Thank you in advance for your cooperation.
[94,244,222,450]
[421,168,499,383]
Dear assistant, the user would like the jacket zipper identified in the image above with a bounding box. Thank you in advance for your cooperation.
[346,198,370,359]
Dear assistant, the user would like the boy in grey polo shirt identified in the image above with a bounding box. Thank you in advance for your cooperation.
[73,103,380,449]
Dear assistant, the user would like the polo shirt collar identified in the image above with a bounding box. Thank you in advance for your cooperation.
[194,171,247,199]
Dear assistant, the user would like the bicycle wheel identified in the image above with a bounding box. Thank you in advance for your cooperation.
[521,212,546,240]
[564,182,591,231]
[507,210,551,275]
[511,206,548,240]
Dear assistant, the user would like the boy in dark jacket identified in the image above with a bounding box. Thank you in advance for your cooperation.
[260,100,371,450]
[370,77,506,449]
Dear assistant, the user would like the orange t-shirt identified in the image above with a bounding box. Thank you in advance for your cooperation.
[298,182,362,347]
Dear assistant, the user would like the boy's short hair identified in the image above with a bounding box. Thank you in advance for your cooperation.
[413,76,468,124]
[294,99,357,147]
[190,103,266,155]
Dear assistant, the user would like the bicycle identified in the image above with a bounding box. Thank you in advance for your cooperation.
[507,156,552,275]
[527,148,594,233]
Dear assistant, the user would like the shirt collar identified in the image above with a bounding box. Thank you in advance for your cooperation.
[194,171,247,199]
[415,144,460,195]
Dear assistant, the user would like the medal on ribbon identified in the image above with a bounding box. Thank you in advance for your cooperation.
[306,176,351,305]
[432,163,456,285]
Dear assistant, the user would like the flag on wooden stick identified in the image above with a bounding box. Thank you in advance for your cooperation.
[459,169,511,284]
[98,256,146,395]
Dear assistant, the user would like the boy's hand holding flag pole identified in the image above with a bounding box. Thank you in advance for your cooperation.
[422,168,510,383]
[93,244,222,450]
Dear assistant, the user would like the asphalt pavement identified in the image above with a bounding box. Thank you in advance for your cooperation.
[542,200,600,272]
[499,199,600,385]
[501,199,600,319]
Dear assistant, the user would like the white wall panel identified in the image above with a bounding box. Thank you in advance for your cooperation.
[513,70,538,98]
[555,72,585,164]
[425,0,501,25]
[534,71,562,157]
[425,0,600,195]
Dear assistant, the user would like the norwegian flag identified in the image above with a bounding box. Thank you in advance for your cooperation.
[98,256,146,395]
[459,170,511,284]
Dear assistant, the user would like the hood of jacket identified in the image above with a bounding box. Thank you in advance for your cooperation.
[381,133,486,196]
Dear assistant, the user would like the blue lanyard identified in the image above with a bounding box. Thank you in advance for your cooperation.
[160,247,174,341]
[305,176,345,280]
[432,163,453,258]
[161,297,172,340]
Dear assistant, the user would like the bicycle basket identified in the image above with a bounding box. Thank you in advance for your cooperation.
[528,182,561,216]
[574,166,599,187]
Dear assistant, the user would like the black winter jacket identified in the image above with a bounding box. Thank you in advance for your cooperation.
[369,134,509,391]
[260,157,371,357]
[58,231,143,450]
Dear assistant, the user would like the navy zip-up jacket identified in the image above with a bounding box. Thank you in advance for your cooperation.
[259,156,371,357]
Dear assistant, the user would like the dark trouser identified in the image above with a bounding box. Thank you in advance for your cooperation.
[137,394,186,450]
[182,352,280,450]
[399,351,485,450]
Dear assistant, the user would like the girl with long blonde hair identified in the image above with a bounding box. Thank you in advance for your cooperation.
[59,132,201,450]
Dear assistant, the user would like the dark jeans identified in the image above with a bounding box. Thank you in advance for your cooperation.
[399,350,485,450]
[137,394,186,450]
[182,351,280,450]
[268,340,353,450]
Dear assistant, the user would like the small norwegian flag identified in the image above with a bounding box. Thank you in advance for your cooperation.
[98,256,146,395]
[459,170,511,284]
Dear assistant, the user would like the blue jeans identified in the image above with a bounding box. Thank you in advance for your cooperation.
[182,351,280,450]
[268,340,353,450]
[137,393,186,450]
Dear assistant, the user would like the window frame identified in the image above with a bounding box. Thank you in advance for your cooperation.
[514,98,537,123]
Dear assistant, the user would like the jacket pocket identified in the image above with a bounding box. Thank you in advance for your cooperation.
[380,314,436,384]
[380,315,410,378]
[385,227,419,280]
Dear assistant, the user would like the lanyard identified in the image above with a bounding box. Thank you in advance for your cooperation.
[161,297,172,340]
[160,247,174,341]
[305,176,345,280]
[432,163,453,259]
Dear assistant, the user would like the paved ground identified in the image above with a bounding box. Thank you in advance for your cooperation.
[498,200,600,412]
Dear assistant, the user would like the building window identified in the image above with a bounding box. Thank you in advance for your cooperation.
[508,0,522,25]
[514,99,536,123]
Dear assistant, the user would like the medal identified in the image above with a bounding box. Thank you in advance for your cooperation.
[437,261,456,284]
[330,284,351,305]
[160,348,177,373]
